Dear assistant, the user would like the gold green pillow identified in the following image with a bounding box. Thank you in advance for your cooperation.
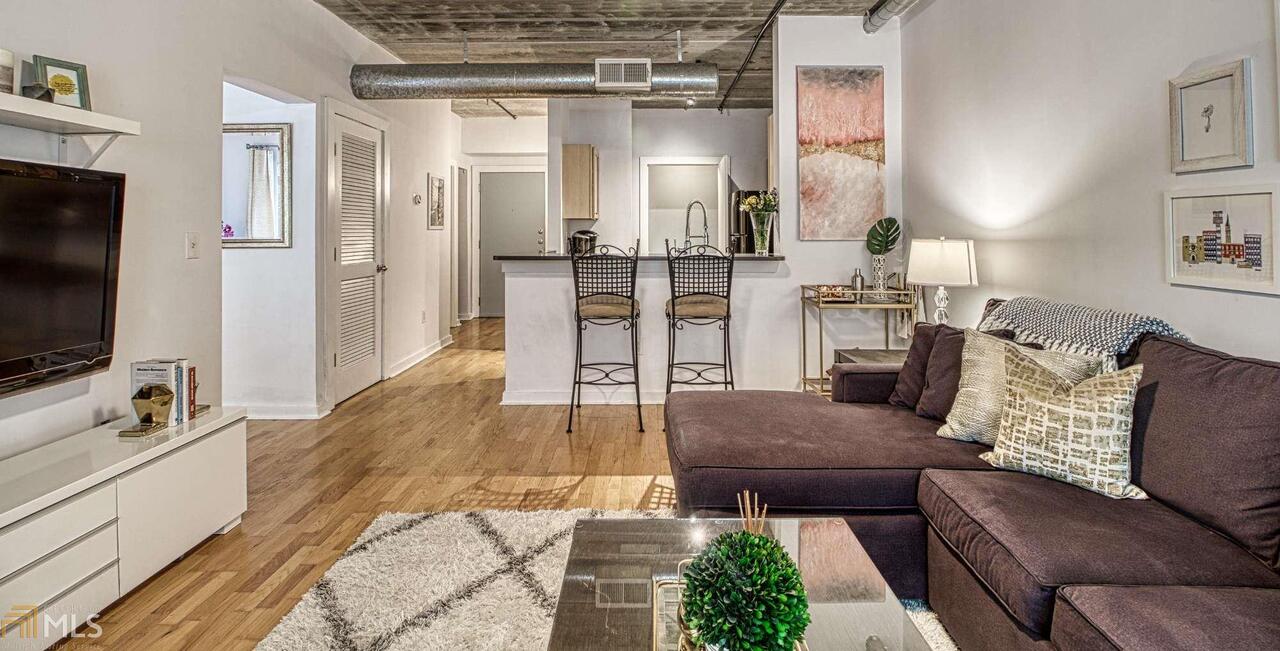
[938,329,1104,445]
[980,346,1147,500]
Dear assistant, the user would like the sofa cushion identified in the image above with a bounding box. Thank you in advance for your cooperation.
[917,325,965,420]
[664,391,992,513]
[980,348,1147,499]
[1052,586,1280,651]
[888,322,937,410]
[1131,335,1280,569]
[938,329,1104,445]
[918,469,1280,637]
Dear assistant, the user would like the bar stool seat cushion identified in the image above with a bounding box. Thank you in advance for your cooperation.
[665,295,729,318]
[577,295,638,318]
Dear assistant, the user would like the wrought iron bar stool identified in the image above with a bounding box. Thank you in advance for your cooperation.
[567,242,644,433]
[664,241,735,393]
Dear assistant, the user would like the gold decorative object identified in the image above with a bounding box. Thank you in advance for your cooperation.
[131,384,174,426]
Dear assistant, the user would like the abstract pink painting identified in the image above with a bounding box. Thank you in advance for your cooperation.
[797,66,886,240]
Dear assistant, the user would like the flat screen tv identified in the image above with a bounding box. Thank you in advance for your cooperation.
[0,159,125,396]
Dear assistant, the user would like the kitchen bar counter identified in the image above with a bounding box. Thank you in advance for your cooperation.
[494,253,785,261]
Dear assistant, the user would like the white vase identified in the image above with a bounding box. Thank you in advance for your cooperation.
[870,254,889,301]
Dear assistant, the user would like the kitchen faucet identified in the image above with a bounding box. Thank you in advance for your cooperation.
[684,200,709,248]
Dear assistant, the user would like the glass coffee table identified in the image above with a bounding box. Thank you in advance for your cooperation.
[548,518,930,650]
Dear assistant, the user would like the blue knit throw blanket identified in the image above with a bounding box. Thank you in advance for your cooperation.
[978,296,1186,365]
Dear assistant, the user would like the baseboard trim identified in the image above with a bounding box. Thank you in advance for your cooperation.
[502,389,668,406]
[233,403,330,420]
[386,335,454,378]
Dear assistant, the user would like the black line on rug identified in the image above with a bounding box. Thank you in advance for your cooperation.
[313,577,359,651]
[341,513,440,560]
[364,520,576,651]
[465,512,560,615]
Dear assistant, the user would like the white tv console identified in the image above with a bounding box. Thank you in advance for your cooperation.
[0,408,247,649]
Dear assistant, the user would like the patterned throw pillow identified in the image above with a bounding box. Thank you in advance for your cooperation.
[981,347,1148,500]
[938,330,1104,445]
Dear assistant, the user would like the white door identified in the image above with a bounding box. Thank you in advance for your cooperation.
[478,169,546,317]
[331,114,384,403]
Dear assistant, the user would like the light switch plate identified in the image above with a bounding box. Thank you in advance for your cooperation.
[185,231,200,259]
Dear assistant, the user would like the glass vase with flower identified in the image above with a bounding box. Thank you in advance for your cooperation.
[740,190,780,256]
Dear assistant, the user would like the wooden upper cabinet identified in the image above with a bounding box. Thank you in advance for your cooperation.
[562,144,599,220]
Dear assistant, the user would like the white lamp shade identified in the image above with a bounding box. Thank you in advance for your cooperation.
[906,238,978,287]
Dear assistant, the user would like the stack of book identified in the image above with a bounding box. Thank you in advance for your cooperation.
[130,359,198,427]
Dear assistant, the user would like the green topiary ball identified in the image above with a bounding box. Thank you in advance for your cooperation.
[681,530,811,651]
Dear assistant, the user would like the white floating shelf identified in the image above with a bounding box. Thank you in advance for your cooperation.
[0,93,141,136]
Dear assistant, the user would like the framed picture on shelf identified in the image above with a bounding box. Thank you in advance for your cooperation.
[1169,59,1253,173]
[1165,185,1279,295]
[32,55,91,110]
[428,174,445,230]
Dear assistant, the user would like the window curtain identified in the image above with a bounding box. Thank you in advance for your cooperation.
[246,146,281,240]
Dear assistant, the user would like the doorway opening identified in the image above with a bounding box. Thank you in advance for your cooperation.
[638,156,730,255]
[474,165,547,317]
[220,80,322,419]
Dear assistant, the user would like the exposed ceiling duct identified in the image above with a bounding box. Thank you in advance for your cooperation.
[863,0,921,33]
[350,62,719,100]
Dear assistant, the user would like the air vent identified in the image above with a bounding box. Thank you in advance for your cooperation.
[595,58,652,91]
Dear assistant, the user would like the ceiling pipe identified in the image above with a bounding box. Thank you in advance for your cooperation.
[863,0,921,33]
[718,0,788,113]
[351,62,719,100]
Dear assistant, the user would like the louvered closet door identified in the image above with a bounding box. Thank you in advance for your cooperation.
[332,115,384,403]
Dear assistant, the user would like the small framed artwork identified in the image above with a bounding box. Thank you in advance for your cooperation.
[32,55,91,110]
[1169,59,1253,173]
[428,174,445,230]
[1165,185,1279,295]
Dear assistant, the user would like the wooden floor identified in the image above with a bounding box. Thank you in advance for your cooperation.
[64,318,672,649]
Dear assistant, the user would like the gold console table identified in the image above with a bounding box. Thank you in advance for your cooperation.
[800,285,919,397]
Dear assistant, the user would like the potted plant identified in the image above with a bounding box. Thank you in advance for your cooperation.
[740,190,780,256]
[865,217,901,301]
[681,492,810,650]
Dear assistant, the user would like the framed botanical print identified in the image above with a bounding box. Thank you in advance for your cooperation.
[1165,185,1279,295]
[32,55,91,110]
[1169,59,1253,173]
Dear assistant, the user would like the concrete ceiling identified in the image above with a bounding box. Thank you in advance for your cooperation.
[314,0,877,117]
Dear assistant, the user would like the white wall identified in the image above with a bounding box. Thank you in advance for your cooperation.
[462,116,548,155]
[548,99,635,249]
[0,0,456,457]
[633,108,771,193]
[221,83,322,419]
[901,0,1280,359]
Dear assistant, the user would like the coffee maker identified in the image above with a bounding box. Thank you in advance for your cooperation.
[568,230,598,256]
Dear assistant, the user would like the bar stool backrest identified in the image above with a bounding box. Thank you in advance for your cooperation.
[665,241,734,305]
[570,241,640,309]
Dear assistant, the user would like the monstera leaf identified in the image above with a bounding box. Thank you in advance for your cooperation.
[866,217,901,255]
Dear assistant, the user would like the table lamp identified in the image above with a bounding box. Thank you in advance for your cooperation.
[905,238,978,324]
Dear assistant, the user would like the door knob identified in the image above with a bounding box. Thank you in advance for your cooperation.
[537,239,544,245]
[376,264,388,273]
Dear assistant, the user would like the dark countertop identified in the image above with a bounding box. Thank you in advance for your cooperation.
[495,254,785,261]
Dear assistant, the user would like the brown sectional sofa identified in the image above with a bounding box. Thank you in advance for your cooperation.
[664,333,1280,649]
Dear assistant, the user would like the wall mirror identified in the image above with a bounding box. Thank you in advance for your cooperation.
[222,123,292,248]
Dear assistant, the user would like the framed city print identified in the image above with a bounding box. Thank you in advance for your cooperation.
[428,174,445,230]
[1169,59,1253,173]
[32,55,91,110]
[1166,185,1279,295]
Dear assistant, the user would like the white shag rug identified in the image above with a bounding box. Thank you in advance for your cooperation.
[258,510,957,651]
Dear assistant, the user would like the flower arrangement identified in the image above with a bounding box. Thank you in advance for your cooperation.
[740,190,780,215]
[681,491,810,651]
[222,222,235,239]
